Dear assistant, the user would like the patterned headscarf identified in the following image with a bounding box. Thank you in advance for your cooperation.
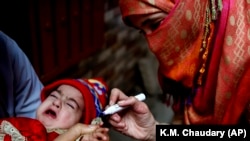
[119,0,250,124]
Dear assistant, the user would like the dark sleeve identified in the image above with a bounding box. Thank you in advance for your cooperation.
[0,31,43,118]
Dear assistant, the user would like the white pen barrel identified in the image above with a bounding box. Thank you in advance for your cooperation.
[102,93,146,115]
[134,93,146,101]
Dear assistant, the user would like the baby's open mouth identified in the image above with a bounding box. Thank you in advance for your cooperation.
[45,109,57,119]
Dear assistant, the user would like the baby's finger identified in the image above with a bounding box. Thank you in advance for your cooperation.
[95,127,109,133]
[95,132,109,141]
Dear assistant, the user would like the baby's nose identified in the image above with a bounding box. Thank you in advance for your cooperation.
[53,99,61,108]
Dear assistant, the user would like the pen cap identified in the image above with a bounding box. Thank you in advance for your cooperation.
[135,93,146,101]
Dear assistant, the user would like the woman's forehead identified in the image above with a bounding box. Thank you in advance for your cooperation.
[119,0,175,16]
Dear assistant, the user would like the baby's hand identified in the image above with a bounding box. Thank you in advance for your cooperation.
[79,127,109,141]
[91,117,103,125]
[77,117,109,141]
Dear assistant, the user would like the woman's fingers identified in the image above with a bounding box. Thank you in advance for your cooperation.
[108,114,126,129]
[109,88,128,105]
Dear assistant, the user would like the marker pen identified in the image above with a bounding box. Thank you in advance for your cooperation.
[102,93,146,115]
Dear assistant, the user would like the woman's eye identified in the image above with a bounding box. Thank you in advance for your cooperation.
[150,22,161,31]
[139,30,145,35]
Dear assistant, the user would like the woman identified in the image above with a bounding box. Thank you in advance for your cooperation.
[107,0,250,140]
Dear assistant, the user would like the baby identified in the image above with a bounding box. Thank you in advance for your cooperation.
[0,77,109,141]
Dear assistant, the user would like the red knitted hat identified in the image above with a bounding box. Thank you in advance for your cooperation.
[40,77,108,124]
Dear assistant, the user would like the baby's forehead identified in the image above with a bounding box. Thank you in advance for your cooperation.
[56,84,84,98]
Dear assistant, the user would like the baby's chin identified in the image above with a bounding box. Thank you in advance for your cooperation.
[41,121,72,130]
[37,113,75,129]
[43,123,65,130]
[37,116,58,129]
[38,119,54,129]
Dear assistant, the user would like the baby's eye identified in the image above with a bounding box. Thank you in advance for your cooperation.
[49,93,58,99]
[67,103,75,109]
[66,101,78,110]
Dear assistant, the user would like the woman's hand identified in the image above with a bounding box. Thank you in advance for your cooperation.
[107,88,157,141]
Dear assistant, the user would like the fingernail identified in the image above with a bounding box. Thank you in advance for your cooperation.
[113,114,119,121]
[117,100,124,104]
[88,125,97,129]
[109,100,114,105]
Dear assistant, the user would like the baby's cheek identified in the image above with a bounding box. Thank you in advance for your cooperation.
[63,111,82,126]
